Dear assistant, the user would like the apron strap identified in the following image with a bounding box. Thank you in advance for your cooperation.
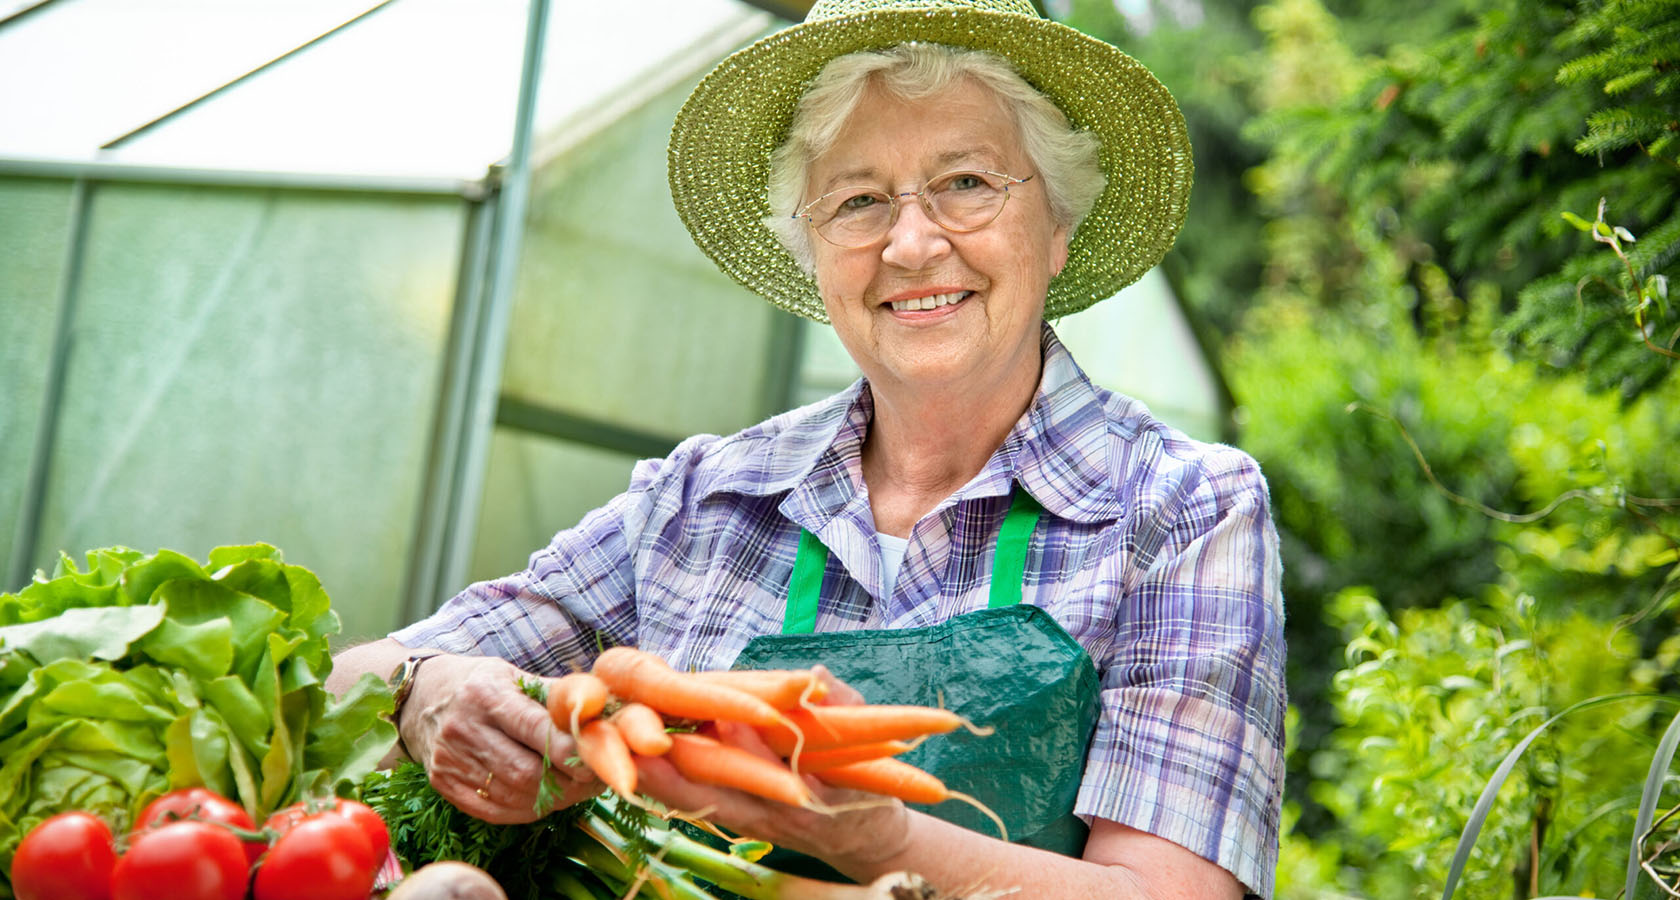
[783,488,1042,635]
[783,528,828,635]
[988,488,1041,609]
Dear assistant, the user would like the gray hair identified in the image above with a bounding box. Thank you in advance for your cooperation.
[765,43,1106,274]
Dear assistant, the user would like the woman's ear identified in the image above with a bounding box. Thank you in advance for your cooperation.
[1050,224,1071,277]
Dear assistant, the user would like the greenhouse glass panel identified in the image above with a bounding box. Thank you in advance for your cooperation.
[0,177,72,577]
[24,183,462,641]
[466,429,640,589]
[107,0,762,179]
[0,0,380,157]
[503,74,790,443]
[111,0,529,178]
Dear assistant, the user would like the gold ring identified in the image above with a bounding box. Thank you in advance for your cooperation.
[475,771,493,799]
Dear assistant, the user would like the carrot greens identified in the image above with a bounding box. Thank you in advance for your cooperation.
[361,762,953,900]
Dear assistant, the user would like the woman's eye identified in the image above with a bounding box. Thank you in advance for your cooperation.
[948,174,985,191]
[837,193,880,212]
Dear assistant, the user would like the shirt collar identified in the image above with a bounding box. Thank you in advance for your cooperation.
[713,323,1128,528]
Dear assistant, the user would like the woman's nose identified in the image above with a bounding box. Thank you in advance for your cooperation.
[879,196,952,270]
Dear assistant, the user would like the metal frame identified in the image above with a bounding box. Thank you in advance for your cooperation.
[0,156,485,199]
[5,179,90,590]
[400,196,498,625]
[421,0,551,613]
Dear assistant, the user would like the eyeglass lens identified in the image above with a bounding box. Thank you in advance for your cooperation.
[807,170,1017,247]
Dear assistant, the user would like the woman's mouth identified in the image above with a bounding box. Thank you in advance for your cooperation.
[887,290,971,312]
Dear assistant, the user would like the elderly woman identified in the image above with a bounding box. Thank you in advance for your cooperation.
[328,1,1286,898]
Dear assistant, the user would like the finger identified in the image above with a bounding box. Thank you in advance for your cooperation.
[634,753,904,862]
[433,749,563,825]
[428,719,561,815]
[634,755,754,821]
[429,733,527,798]
[482,670,596,783]
[470,768,605,825]
[712,720,785,765]
[810,665,864,706]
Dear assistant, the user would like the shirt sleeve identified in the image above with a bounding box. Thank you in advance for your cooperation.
[388,456,668,675]
[1074,446,1287,900]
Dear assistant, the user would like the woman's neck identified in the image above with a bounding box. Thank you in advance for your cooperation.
[861,355,1041,538]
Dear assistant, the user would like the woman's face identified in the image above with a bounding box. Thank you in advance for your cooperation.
[806,79,1069,402]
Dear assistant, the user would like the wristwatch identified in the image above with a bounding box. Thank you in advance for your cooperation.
[387,651,446,757]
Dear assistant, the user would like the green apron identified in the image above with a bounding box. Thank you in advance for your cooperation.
[729,489,1102,879]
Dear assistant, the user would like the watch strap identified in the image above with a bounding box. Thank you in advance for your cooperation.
[388,651,446,759]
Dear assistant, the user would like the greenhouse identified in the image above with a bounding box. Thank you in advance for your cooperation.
[6,0,1680,898]
[0,0,1225,642]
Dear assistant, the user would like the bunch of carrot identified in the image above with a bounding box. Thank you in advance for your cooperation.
[544,647,997,833]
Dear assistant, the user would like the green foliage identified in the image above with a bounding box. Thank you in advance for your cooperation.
[1246,0,1680,401]
[1228,299,1513,610]
[1513,203,1680,397]
[1556,0,1680,163]
[1306,589,1680,899]
[361,762,586,900]
[1229,286,1680,869]
[1053,0,1680,894]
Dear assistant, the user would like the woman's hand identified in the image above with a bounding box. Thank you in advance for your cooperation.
[630,667,907,873]
[635,720,912,870]
[403,654,602,823]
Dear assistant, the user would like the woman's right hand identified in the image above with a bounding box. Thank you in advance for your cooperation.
[402,654,603,823]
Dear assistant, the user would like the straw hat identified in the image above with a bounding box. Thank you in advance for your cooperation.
[667,0,1193,322]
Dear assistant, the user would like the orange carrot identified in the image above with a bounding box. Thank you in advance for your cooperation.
[664,732,812,808]
[546,672,609,735]
[813,758,1008,840]
[788,740,914,772]
[758,704,974,755]
[811,757,948,804]
[575,718,637,798]
[609,701,673,756]
[689,669,830,709]
[591,647,789,728]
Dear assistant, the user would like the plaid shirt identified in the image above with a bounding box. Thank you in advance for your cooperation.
[394,325,1287,898]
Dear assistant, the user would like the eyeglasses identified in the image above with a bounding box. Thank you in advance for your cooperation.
[793,169,1036,248]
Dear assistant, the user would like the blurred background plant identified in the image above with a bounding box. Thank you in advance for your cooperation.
[1057,0,1680,895]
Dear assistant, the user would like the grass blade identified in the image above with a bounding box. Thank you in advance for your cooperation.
[1440,693,1675,900]
[1625,708,1680,900]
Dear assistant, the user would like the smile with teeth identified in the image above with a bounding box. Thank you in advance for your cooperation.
[889,291,970,312]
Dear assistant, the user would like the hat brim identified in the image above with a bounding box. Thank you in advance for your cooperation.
[667,8,1193,322]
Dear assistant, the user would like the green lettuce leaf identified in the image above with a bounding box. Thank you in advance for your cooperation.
[0,605,163,668]
[0,544,397,899]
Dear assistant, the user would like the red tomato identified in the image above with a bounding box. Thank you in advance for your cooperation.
[110,820,248,900]
[11,811,117,900]
[136,787,264,865]
[252,815,375,900]
[262,798,389,862]
[329,800,390,863]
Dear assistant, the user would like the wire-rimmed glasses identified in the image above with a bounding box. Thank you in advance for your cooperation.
[793,169,1036,248]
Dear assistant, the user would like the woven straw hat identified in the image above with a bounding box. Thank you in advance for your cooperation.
[667,0,1193,322]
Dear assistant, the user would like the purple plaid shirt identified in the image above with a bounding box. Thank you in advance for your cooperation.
[393,325,1286,898]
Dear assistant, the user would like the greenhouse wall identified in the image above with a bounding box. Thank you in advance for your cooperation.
[2,178,467,643]
[466,68,798,589]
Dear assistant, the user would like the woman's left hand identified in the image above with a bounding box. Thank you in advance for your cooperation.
[631,719,913,871]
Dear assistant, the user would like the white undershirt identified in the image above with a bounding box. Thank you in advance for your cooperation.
[877,533,910,598]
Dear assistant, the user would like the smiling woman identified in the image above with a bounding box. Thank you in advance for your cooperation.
[328,3,1285,900]
[797,72,1069,480]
